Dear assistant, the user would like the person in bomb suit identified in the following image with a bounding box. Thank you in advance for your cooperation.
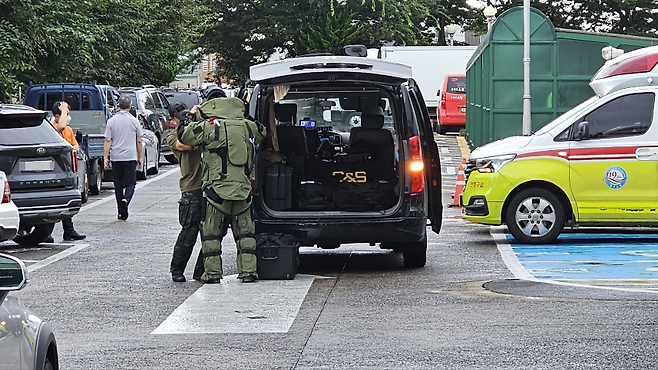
[178,97,266,283]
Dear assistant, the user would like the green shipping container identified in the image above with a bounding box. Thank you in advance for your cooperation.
[465,6,658,150]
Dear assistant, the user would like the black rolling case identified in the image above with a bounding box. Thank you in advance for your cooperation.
[265,163,293,210]
[255,233,299,280]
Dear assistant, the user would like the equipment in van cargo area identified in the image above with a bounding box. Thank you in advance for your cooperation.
[255,233,299,280]
[265,163,293,210]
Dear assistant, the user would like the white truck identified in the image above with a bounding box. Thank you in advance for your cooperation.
[379,46,477,128]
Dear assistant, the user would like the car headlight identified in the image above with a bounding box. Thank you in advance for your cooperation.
[475,154,516,173]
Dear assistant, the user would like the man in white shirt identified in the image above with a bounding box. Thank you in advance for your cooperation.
[103,95,143,220]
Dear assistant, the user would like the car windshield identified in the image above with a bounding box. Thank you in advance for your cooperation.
[0,118,66,145]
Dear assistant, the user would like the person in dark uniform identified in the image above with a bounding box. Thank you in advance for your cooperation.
[166,101,205,282]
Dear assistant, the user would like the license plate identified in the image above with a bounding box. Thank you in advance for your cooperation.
[461,107,466,113]
[21,160,54,172]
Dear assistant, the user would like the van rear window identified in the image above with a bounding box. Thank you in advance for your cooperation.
[447,77,466,94]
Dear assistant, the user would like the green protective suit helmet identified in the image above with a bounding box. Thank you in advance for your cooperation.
[179,97,265,201]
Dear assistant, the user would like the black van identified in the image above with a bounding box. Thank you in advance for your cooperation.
[248,51,442,267]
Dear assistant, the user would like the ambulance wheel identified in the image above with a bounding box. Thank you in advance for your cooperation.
[505,187,564,244]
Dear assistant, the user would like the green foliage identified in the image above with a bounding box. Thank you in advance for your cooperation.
[2,0,658,102]
[0,0,205,101]
[298,6,363,55]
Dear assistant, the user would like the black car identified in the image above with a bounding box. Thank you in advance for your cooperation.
[248,48,442,267]
[118,86,175,163]
[0,104,82,245]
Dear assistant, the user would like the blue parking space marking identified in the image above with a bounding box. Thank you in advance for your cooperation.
[504,232,658,280]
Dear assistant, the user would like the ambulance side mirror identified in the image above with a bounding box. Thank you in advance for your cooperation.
[574,121,590,141]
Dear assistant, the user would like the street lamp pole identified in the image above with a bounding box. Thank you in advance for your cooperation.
[522,0,532,135]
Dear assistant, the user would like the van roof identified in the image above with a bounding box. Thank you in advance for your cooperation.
[249,55,413,84]
[590,45,658,97]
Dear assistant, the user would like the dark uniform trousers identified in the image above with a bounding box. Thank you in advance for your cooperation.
[200,195,256,280]
[170,189,204,278]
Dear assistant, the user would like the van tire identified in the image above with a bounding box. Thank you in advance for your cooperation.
[505,187,564,244]
[403,237,427,267]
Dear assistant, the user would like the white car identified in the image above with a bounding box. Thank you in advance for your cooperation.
[0,170,19,242]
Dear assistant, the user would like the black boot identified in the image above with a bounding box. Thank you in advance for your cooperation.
[63,230,86,241]
[62,217,85,241]
[171,272,186,282]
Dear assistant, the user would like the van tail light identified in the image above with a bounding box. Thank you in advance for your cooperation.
[440,92,446,109]
[409,136,424,194]
[2,181,10,203]
[72,152,78,173]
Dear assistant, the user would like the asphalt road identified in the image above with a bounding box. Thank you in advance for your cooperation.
[3,133,658,370]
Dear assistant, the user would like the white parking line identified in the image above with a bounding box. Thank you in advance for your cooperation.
[151,274,318,334]
[27,243,90,273]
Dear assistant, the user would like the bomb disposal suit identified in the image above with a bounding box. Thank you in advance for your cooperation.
[179,97,266,280]
[462,45,658,244]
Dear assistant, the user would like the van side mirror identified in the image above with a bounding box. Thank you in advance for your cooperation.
[0,254,28,291]
[436,89,441,97]
[574,121,590,141]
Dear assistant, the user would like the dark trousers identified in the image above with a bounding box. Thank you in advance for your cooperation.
[170,190,204,278]
[62,217,75,234]
[111,161,137,209]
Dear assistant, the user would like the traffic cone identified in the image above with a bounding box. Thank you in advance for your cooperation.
[448,158,466,208]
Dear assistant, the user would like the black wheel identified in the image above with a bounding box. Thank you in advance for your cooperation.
[89,168,102,195]
[43,356,54,370]
[13,223,56,246]
[137,152,147,180]
[438,123,447,135]
[402,236,427,268]
[147,151,159,175]
[80,172,89,203]
[505,187,565,244]
[165,153,178,164]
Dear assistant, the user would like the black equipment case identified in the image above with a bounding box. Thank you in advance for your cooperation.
[264,163,293,210]
[255,233,300,280]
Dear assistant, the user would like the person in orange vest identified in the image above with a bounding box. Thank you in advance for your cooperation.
[44,101,86,242]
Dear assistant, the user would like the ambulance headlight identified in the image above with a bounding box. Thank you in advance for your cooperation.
[475,154,516,173]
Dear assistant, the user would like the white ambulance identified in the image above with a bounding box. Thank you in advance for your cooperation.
[462,45,658,244]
